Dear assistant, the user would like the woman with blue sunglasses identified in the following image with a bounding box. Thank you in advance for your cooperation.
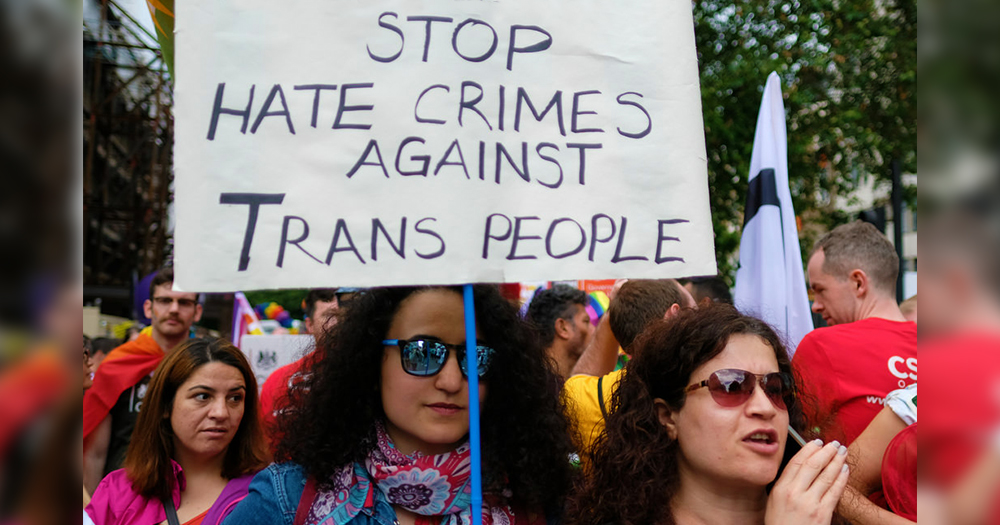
[566,303,850,525]
[223,285,574,525]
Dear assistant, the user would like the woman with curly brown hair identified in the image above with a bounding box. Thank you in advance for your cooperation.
[223,284,575,525]
[566,303,849,525]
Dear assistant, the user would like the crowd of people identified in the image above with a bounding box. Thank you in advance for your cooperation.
[79,219,935,525]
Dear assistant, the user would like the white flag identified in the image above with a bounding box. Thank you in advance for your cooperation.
[231,291,264,349]
[733,72,813,355]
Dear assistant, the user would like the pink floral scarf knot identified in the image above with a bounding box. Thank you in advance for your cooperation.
[306,424,541,525]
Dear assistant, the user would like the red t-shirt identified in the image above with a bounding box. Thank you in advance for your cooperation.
[792,317,917,445]
[922,332,1000,523]
[258,351,319,451]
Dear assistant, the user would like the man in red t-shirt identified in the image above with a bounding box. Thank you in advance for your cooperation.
[793,221,916,445]
[259,288,358,449]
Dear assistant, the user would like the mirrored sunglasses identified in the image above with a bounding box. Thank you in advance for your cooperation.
[382,338,495,378]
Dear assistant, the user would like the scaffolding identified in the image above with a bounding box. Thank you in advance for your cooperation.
[83,0,172,317]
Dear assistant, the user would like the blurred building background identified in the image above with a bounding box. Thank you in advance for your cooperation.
[844,172,919,300]
[83,0,171,316]
[83,0,228,337]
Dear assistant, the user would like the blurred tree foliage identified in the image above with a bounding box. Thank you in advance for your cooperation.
[694,0,916,283]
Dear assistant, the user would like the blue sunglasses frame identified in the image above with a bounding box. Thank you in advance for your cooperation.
[382,338,496,378]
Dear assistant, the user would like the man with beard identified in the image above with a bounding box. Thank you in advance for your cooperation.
[82,267,202,494]
[525,285,595,381]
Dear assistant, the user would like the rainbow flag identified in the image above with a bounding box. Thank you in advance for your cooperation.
[145,0,175,78]
[585,291,610,326]
[83,333,163,440]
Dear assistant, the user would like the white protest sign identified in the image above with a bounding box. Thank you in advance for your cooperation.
[240,334,314,389]
[174,0,716,291]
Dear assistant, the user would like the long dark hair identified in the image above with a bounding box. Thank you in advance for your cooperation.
[124,338,269,502]
[276,284,575,513]
[566,303,804,525]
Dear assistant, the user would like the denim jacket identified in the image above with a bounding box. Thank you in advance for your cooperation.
[223,462,559,525]
[221,462,398,525]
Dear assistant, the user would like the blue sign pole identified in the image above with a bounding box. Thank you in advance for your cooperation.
[462,284,483,525]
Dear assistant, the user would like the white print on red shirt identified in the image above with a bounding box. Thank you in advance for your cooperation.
[887,355,917,389]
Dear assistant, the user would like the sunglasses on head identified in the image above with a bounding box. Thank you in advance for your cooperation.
[335,289,361,306]
[684,369,794,410]
[382,338,496,378]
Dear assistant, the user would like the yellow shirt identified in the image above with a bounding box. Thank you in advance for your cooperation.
[563,368,623,456]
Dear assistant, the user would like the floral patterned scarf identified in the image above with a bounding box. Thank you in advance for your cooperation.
[305,424,540,525]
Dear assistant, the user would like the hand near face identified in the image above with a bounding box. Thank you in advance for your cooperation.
[765,440,850,525]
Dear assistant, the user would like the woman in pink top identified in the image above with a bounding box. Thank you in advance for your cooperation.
[86,338,269,525]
